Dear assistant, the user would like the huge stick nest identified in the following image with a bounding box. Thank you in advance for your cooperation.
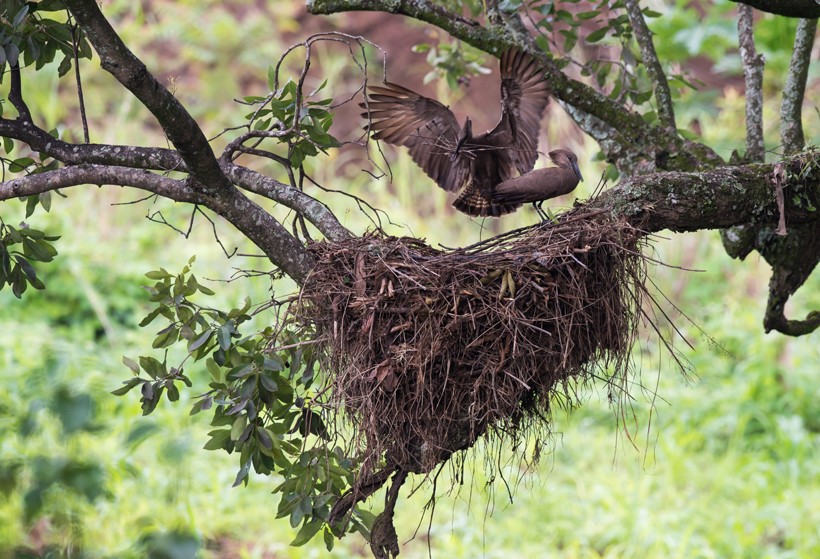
[296,208,652,475]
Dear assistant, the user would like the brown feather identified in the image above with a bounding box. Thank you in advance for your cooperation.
[361,48,551,216]
[452,183,521,217]
[492,149,583,205]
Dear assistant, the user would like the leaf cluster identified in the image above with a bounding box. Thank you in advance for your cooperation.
[412,41,491,89]
[242,76,339,169]
[0,0,93,78]
[0,219,57,297]
[112,257,371,550]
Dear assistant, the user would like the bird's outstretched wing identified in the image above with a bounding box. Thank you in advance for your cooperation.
[488,49,551,175]
[361,83,469,193]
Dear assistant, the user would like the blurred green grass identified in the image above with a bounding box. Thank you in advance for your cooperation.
[1,1,819,557]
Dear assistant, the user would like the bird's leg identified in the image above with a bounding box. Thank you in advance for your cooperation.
[533,201,548,221]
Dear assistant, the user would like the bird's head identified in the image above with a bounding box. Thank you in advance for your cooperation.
[549,149,584,182]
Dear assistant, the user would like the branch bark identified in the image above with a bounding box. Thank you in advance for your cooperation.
[225,164,352,242]
[729,1,820,19]
[590,151,820,233]
[0,164,316,283]
[0,118,185,171]
[780,17,817,154]
[623,0,676,132]
[737,5,765,163]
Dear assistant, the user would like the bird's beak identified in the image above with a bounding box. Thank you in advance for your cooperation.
[571,159,584,182]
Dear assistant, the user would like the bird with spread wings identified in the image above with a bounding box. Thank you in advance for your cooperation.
[361,48,551,217]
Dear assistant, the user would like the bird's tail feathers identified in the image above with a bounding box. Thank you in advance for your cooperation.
[453,185,520,217]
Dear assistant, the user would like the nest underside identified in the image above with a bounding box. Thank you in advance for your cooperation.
[297,209,648,474]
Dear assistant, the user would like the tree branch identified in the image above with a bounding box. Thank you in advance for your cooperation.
[729,0,820,19]
[306,0,724,172]
[8,64,32,121]
[0,165,315,283]
[737,5,765,162]
[0,165,192,200]
[0,118,185,171]
[780,17,817,154]
[63,0,230,191]
[623,0,676,132]
[591,151,820,233]
[224,164,352,242]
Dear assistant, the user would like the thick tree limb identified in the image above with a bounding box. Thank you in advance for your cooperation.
[0,118,185,171]
[0,165,192,200]
[597,151,820,336]
[0,165,315,283]
[781,17,817,154]
[590,151,820,233]
[623,0,676,132]
[737,5,765,163]
[760,222,820,336]
[729,0,820,19]
[0,116,351,242]
[63,0,231,192]
[306,0,724,172]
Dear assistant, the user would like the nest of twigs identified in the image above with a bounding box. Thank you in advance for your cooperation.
[296,207,651,475]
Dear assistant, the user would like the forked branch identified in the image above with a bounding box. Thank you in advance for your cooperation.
[63,0,230,191]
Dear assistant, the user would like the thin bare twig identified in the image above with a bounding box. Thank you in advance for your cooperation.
[70,19,90,143]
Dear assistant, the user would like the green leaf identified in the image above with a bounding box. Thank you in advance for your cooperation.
[232,458,252,487]
[12,5,30,28]
[9,157,34,172]
[560,29,577,52]
[291,519,323,547]
[14,255,36,282]
[57,53,72,77]
[267,66,276,90]
[577,10,599,20]
[138,356,163,378]
[586,27,608,43]
[188,329,213,352]
[203,428,231,451]
[289,146,305,168]
[111,377,142,396]
[230,415,248,441]
[122,356,140,374]
[139,307,163,327]
[323,526,335,551]
[38,191,51,212]
[217,324,232,350]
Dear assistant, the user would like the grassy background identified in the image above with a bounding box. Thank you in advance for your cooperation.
[1,1,819,557]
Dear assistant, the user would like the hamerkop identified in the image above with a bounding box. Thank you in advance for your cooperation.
[361,49,551,217]
[492,148,583,219]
